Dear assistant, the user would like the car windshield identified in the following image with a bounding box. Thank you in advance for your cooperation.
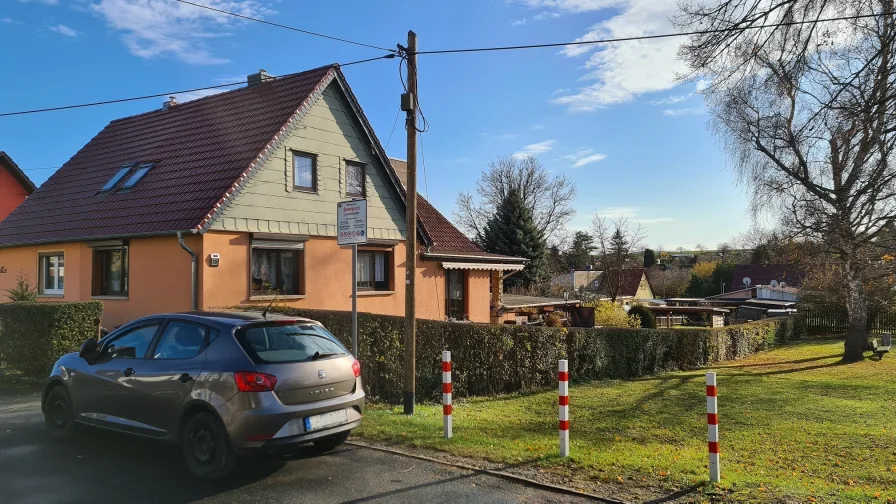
[236,323,347,364]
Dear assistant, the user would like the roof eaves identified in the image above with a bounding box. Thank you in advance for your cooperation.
[0,151,36,193]
[0,229,197,249]
[197,66,338,233]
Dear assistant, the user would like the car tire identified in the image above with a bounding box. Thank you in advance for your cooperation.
[44,386,75,440]
[181,412,236,480]
[312,430,351,453]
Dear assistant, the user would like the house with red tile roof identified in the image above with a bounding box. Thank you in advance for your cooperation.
[0,66,524,326]
[0,151,35,223]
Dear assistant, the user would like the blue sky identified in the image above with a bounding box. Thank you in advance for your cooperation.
[0,0,751,250]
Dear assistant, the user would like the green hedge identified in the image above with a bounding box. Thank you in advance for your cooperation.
[0,302,104,377]
[261,307,804,402]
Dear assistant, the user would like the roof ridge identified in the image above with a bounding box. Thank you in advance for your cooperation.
[108,64,339,124]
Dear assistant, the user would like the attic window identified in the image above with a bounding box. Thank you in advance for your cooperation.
[120,163,154,189]
[101,164,135,191]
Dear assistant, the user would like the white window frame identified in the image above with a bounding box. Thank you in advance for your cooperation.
[39,253,64,295]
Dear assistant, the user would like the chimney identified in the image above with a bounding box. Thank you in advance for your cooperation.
[162,95,177,110]
[247,69,273,87]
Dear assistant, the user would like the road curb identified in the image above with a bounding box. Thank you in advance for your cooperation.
[346,440,627,504]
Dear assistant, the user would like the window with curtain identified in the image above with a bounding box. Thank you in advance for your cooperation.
[39,253,64,295]
[446,269,466,320]
[357,250,390,291]
[293,152,316,191]
[251,248,302,295]
[93,248,128,297]
[346,161,365,197]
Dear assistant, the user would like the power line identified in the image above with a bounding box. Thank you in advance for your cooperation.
[173,0,396,53]
[413,11,891,55]
[385,108,401,149]
[0,55,395,118]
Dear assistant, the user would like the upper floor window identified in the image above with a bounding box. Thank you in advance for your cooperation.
[346,161,365,197]
[39,253,64,295]
[93,247,128,297]
[293,152,316,192]
[357,249,391,291]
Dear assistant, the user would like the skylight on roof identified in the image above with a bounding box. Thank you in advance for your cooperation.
[120,163,154,189]
[100,164,134,191]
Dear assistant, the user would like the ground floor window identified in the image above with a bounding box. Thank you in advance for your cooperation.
[39,253,64,295]
[251,248,303,296]
[446,269,466,320]
[93,248,128,296]
[357,249,391,291]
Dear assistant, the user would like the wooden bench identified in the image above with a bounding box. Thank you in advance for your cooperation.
[873,333,891,360]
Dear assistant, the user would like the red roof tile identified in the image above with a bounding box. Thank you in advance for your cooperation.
[0,65,336,246]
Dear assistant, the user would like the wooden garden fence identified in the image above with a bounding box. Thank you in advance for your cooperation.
[801,309,896,334]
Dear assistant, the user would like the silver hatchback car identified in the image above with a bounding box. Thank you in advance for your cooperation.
[41,311,365,479]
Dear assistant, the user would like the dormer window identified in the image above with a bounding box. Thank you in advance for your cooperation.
[101,164,135,192]
[120,163,154,189]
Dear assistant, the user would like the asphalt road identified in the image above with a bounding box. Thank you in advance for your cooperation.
[0,394,597,504]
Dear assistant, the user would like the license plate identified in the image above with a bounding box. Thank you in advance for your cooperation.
[304,409,348,431]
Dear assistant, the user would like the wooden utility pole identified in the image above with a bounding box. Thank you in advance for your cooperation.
[402,30,418,415]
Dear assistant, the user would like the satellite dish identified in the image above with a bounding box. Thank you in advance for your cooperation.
[743,277,752,287]
[770,280,779,288]
[779,282,787,289]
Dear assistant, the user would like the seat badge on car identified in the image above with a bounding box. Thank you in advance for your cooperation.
[318,370,326,379]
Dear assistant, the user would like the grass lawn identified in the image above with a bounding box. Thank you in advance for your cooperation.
[356,339,896,503]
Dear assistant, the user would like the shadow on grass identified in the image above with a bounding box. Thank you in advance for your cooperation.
[712,354,841,369]
[643,485,701,503]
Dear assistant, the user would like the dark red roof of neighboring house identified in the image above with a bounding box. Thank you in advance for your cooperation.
[0,151,36,194]
[0,65,339,246]
[619,267,649,297]
[730,264,805,288]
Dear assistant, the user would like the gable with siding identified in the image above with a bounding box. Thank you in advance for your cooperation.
[210,81,405,239]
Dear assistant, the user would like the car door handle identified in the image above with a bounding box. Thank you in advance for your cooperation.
[178,373,193,383]
[123,367,136,377]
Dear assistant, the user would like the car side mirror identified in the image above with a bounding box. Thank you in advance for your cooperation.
[79,337,98,364]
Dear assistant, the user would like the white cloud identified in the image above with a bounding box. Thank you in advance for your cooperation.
[18,0,58,4]
[2,18,18,24]
[662,107,704,116]
[521,0,624,12]
[88,0,275,65]
[650,93,691,105]
[551,88,570,95]
[533,11,561,20]
[512,18,527,26]
[639,217,675,224]
[530,123,544,130]
[513,139,555,158]
[553,0,687,111]
[49,24,79,37]
[563,148,607,168]
[498,133,520,139]
[695,78,711,92]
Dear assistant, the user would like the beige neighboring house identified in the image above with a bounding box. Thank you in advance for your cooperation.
[551,268,654,306]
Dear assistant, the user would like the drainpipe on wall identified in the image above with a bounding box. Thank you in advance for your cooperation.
[177,231,198,311]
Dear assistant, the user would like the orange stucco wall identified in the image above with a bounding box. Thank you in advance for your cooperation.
[0,165,30,222]
[0,235,202,327]
[201,231,489,322]
[0,231,492,327]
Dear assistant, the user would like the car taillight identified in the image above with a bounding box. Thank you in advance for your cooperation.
[234,371,277,392]
[352,359,361,378]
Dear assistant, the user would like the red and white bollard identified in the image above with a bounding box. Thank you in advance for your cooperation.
[442,351,452,439]
[558,359,569,457]
[706,371,720,483]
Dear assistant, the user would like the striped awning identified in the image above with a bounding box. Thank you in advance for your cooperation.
[441,262,525,271]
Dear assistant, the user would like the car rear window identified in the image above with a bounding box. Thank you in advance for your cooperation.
[236,323,348,364]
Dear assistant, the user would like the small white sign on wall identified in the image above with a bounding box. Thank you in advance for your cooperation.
[337,199,368,246]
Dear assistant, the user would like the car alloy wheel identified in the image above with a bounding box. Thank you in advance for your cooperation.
[191,427,216,464]
[50,397,69,429]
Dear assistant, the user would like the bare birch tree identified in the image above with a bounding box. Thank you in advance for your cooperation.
[677,0,896,361]
[593,216,646,302]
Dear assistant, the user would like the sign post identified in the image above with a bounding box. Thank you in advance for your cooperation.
[337,199,368,357]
